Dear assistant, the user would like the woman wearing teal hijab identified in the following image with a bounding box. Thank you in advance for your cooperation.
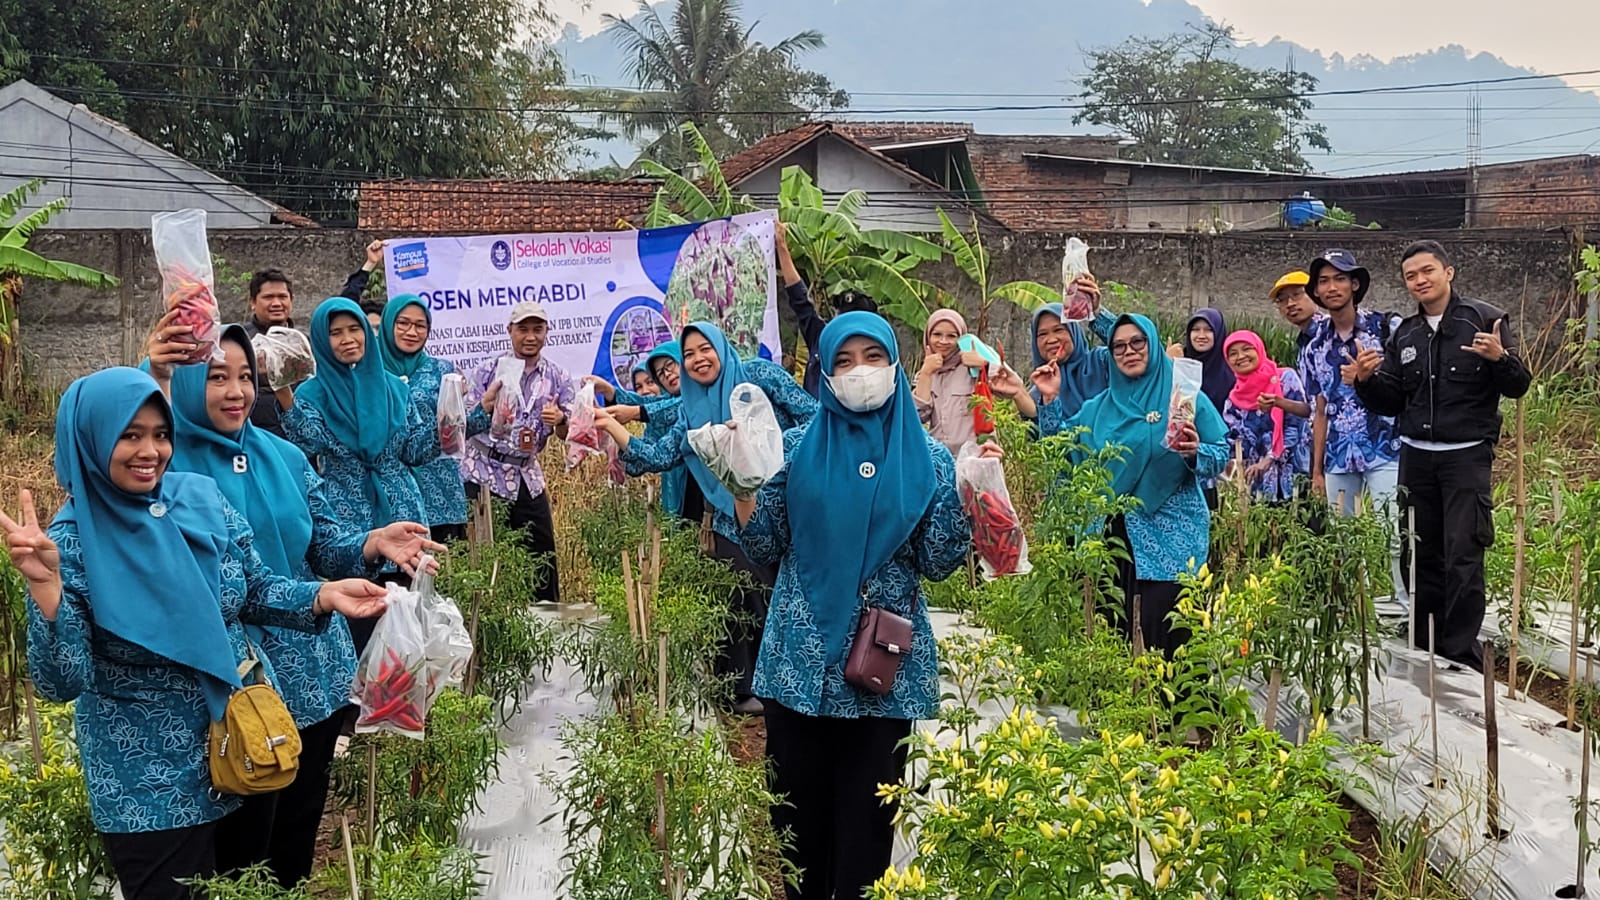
[596,322,817,714]
[732,311,974,900]
[589,340,698,520]
[4,367,387,900]
[146,323,441,886]
[280,297,435,530]
[1065,313,1228,657]
[377,294,492,544]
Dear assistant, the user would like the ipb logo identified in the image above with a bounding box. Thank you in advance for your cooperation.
[490,240,512,271]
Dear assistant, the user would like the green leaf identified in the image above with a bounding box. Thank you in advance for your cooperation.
[0,178,44,223]
[0,198,71,249]
[636,159,718,221]
[937,208,986,289]
[857,228,942,261]
[990,281,1063,313]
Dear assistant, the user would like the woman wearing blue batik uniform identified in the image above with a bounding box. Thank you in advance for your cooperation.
[5,368,387,900]
[144,322,441,887]
[279,298,437,651]
[1066,314,1229,658]
[1219,330,1309,503]
[589,341,701,522]
[731,311,973,900]
[377,294,492,544]
[595,323,817,714]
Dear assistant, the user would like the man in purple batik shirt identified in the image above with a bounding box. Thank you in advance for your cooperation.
[462,301,575,604]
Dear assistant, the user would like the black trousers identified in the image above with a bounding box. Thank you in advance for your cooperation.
[102,822,217,900]
[763,702,912,900]
[711,532,775,701]
[1400,442,1494,668]
[469,482,560,605]
[1109,515,1190,659]
[214,710,345,887]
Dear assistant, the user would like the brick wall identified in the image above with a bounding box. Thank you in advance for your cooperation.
[967,136,1127,232]
[16,226,1582,387]
[1476,156,1600,229]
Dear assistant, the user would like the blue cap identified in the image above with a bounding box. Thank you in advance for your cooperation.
[1307,249,1371,306]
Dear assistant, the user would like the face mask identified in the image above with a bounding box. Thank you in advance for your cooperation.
[826,364,898,412]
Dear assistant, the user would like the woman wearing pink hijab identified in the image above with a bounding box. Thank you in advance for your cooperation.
[1221,331,1309,502]
[912,310,1012,455]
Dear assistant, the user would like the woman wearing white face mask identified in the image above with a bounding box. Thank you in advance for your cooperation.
[731,311,979,900]
[594,322,817,716]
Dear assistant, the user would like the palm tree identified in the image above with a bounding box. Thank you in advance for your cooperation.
[0,179,119,400]
[601,0,835,163]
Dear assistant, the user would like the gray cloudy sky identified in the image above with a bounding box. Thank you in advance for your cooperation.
[549,0,1599,95]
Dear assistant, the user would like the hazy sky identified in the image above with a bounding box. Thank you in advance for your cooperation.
[549,0,1598,94]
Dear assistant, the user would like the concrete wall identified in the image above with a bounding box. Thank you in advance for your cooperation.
[16,227,1582,387]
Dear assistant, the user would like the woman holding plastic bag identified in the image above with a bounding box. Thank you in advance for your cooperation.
[594,323,816,716]
[730,311,977,900]
[377,294,494,544]
[4,368,389,900]
[1221,330,1309,503]
[912,309,1007,455]
[277,298,439,651]
[143,323,443,887]
[1064,314,1228,658]
[589,341,701,522]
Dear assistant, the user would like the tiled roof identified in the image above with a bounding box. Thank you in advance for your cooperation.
[717,122,833,185]
[835,121,975,147]
[358,179,658,233]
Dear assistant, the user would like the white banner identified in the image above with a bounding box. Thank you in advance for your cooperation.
[382,211,781,383]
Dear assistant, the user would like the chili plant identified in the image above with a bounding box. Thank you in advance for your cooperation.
[548,709,784,900]
[0,701,114,899]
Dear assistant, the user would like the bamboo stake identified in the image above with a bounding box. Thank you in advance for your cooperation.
[1579,654,1594,897]
[1264,668,1282,733]
[623,551,640,639]
[1131,592,1145,657]
[364,742,378,884]
[1508,398,1527,700]
[340,813,362,900]
[1429,615,1443,789]
[1358,559,1373,743]
[1484,640,1504,839]
[1082,572,1095,640]
[1572,548,1583,729]
[23,681,43,775]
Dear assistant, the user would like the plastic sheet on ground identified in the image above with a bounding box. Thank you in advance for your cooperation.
[1255,634,1592,900]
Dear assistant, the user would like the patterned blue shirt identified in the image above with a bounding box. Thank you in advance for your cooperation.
[1222,369,1310,502]
[740,430,971,720]
[280,394,437,531]
[262,463,376,728]
[619,360,818,541]
[1300,312,1400,474]
[28,499,327,833]
[398,355,491,528]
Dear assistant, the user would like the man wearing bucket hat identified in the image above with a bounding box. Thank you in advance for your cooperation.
[1300,249,1409,612]
[461,301,574,605]
[1353,240,1531,671]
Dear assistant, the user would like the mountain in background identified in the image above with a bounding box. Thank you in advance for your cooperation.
[551,0,1600,174]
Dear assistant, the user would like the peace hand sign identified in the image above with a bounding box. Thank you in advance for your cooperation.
[1,490,62,619]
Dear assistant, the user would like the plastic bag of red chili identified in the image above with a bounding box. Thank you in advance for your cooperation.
[1166,358,1202,450]
[955,441,1032,579]
[151,209,221,365]
[349,558,473,739]
[437,373,468,460]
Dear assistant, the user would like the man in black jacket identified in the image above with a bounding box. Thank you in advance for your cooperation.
[1352,240,1532,670]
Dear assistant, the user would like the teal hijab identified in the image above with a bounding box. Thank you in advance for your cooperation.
[1031,304,1110,418]
[646,341,682,396]
[53,368,240,719]
[678,323,749,519]
[378,294,431,380]
[788,312,936,669]
[1076,314,1226,512]
[166,325,312,581]
[295,297,412,518]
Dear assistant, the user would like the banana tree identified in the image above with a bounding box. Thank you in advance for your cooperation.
[776,165,943,330]
[638,123,756,227]
[1,179,120,400]
[933,208,1059,339]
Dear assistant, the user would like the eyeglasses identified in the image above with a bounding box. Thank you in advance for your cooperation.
[1273,289,1307,305]
[1110,337,1148,357]
[393,319,430,334]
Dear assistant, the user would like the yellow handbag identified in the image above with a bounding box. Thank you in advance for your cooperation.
[207,645,301,796]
